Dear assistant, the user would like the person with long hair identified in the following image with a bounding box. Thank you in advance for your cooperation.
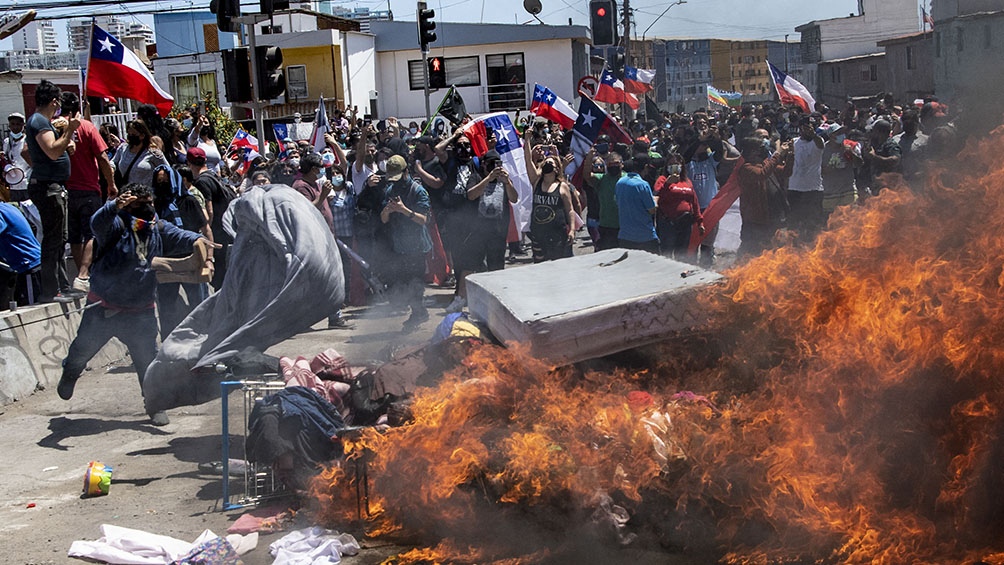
[526,151,576,262]
[654,153,703,260]
[112,119,167,188]
[187,113,225,175]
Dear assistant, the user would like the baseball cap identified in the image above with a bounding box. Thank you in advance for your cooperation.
[385,154,408,181]
[186,147,207,164]
[8,112,24,121]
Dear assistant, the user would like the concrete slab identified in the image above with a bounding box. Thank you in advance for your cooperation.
[465,249,724,364]
[0,299,127,405]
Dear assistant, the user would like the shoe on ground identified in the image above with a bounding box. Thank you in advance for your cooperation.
[327,316,354,329]
[149,411,170,426]
[444,295,466,313]
[72,276,90,293]
[56,375,77,400]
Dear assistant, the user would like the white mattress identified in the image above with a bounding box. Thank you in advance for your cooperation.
[465,249,724,364]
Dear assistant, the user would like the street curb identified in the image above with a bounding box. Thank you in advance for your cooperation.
[0,299,128,405]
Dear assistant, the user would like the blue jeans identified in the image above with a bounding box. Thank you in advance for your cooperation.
[62,303,159,390]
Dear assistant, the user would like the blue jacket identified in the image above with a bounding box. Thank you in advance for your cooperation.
[89,200,201,309]
[0,203,41,274]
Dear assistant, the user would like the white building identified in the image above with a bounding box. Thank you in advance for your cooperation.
[371,20,591,120]
[796,0,920,97]
[12,20,59,55]
[127,22,155,46]
[68,17,128,52]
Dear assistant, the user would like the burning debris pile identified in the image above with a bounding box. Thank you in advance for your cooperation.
[311,127,1004,564]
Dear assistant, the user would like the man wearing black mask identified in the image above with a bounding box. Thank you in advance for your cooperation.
[435,130,482,310]
[56,184,218,426]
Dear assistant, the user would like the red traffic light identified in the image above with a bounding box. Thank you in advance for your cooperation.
[596,7,606,16]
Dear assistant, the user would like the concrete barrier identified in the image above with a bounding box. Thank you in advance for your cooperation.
[0,299,127,405]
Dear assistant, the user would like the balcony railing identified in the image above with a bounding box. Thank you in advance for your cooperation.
[480,83,528,113]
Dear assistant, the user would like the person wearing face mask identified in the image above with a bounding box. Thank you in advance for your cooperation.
[378,154,432,331]
[684,127,724,267]
[292,152,335,231]
[595,152,624,251]
[353,123,379,191]
[527,152,576,263]
[60,92,117,297]
[23,79,79,302]
[737,137,793,259]
[187,114,225,175]
[113,119,168,188]
[435,130,482,304]
[56,184,219,426]
[654,155,703,260]
[152,164,211,338]
[2,112,31,198]
[326,164,359,326]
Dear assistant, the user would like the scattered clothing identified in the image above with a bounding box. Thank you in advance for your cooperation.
[68,524,255,565]
[269,527,359,565]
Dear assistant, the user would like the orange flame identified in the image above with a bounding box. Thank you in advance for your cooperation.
[310,126,1004,563]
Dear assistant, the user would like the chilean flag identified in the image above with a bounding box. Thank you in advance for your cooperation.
[767,60,815,113]
[529,83,578,130]
[595,68,640,109]
[622,66,655,94]
[461,112,533,232]
[229,128,259,152]
[564,95,632,189]
[86,24,173,117]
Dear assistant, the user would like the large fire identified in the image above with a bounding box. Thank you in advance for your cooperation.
[310,126,1004,563]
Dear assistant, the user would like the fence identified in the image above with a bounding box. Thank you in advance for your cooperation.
[480,83,529,113]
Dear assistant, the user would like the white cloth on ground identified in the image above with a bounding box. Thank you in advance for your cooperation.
[67,524,257,564]
[269,526,360,565]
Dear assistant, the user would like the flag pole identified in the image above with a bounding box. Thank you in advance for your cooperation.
[419,85,453,135]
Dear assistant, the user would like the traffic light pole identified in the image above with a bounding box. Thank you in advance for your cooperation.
[235,14,270,156]
[422,49,431,124]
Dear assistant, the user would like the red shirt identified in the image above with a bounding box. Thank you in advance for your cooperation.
[66,119,108,193]
[654,176,702,223]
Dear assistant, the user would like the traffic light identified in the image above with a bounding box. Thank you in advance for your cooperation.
[210,0,240,34]
[417,1,437,51]
[612,50,626,78]
[222,47,252,103]
[589,0,617,47]
[255,45,285,100]
[428,56,446,89]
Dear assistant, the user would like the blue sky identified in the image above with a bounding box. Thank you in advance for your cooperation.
[1,0,873,51]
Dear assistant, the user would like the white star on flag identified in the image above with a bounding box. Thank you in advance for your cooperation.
[581,110,595,128]
[496,124,511,140]
[99,36,114,52]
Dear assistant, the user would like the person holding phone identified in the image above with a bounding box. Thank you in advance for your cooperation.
[187,114,224,175]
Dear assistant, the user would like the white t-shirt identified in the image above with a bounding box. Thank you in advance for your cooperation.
[788,137,824,192]
[3,134,30,192]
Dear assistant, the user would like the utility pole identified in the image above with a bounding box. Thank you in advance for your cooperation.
[621,0,631,123]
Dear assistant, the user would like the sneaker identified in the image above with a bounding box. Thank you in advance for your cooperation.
[149,411,170,426]
[56,375,77,400]
[327,316,354,329]
[72,276,90,293]
[444,295,466,313]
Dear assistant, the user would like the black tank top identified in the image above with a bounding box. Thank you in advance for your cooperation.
[531,179,567,239]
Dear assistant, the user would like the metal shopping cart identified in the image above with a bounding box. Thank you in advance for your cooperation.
[220,376,292,510]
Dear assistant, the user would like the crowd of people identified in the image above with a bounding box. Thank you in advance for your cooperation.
[0,79,958,423]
